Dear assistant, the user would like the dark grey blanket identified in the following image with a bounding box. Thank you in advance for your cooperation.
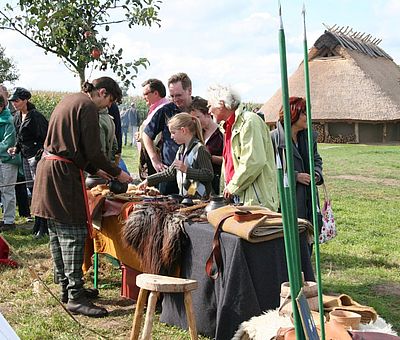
[160,221,314,340]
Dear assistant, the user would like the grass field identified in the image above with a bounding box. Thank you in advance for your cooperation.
[0,142,399,339]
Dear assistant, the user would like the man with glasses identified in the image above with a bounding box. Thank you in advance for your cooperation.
[142,73,193,195]
[137,79,169,179]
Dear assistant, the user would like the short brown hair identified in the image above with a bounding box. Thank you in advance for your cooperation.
[141,78,166,98]
[189,96,208,115]
[168,72,192,90]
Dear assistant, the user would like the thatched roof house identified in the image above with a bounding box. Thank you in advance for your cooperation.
[261,25,400,143]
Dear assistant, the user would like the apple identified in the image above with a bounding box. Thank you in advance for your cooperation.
[91,48,101,59]
[84,31,92,39]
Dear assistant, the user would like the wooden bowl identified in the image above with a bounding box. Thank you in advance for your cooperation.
[329,310,361,330]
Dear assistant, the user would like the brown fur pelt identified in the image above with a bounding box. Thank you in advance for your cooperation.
[122,203,188,274]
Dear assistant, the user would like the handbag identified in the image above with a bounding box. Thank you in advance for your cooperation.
[319,183,337,243]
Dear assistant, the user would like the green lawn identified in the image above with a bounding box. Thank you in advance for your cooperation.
[0,143,399,339]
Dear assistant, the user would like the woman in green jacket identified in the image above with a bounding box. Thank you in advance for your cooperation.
[0,95,21,231]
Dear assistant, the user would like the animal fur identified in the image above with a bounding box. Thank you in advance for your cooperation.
[122,203,187,274]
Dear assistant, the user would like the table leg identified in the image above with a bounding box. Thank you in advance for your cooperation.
[130,288,149,340]
[184,291,198,340]
[140,291,158,340]
[93,252,99,289]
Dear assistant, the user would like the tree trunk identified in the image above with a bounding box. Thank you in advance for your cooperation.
[79,68,86,89]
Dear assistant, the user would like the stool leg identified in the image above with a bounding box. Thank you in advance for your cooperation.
[184,291,198,340]
[93,252,99,289]
[130,288,149,340]
[140,291,158,340]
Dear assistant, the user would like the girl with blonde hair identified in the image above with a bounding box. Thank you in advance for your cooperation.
[139,112,214,198]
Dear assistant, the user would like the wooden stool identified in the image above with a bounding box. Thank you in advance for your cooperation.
[130,273,198,340]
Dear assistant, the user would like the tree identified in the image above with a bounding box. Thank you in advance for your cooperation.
[0,0,162,88]
[0,44,19,83]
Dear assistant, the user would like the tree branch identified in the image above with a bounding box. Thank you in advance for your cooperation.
[0,9,79,72]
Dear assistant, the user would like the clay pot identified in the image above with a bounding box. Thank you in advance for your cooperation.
[85,175,107,189]
[205,196,228,213]
[181,197,194,206]
[329,310,361,330]
[109,180,128,194]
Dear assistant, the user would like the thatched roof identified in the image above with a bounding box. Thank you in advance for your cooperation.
[262,27,400,123]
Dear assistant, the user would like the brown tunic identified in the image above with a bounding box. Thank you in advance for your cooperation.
[31,93,121,224]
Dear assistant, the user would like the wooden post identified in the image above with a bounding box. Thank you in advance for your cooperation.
[354,122,359,144]
[383,123,387,143]
[324,122,329,142]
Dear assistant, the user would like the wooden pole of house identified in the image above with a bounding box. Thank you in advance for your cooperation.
[278,2,304,339]
[302,5,326,339]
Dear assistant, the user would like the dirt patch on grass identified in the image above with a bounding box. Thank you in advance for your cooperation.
[331,175,400,187]
[373,283,400,297]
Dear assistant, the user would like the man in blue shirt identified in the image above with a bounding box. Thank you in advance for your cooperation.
[142,72,193,195]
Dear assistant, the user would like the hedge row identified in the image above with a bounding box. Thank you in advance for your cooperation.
[31,91,70,119]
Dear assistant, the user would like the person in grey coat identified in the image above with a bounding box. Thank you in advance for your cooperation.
[271,96,324,228]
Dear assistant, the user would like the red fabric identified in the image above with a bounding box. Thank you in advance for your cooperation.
[45,154,93,238]
[0,236,18,268]
[223,113,236,185]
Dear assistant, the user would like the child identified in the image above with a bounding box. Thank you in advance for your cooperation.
[139,113,214,198]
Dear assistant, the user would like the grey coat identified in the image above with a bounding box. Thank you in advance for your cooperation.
[271,122,323,223]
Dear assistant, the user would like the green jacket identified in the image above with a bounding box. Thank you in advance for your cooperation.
[0,107,21,165]
[225,109,278,211]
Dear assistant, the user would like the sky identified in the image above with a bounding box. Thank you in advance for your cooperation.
[2,0,400,103]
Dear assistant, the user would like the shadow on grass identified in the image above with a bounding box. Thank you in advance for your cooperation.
[321,252,398,270]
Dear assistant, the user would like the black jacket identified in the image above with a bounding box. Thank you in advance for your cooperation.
[271,122,323,223]
[14,108,48,158]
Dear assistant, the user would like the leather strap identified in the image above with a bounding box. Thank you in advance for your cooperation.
[233,211,265,222]
[205,214,231,280]
[44,153,93,238]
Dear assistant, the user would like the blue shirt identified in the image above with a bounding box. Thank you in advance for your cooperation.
[144,102,180,166]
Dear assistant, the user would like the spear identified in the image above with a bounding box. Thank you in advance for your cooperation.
[278,2,304,339]
[302,4,326,339]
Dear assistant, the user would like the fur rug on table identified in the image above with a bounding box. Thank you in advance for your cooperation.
[232,309,398,340]
[122,203,188,275]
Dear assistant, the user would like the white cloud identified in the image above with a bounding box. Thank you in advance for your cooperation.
[1,0,400,103]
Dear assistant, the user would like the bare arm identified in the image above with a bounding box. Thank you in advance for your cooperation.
[142,132,167,172]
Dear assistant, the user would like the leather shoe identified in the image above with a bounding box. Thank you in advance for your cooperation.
[34,230,49,239]
[67,296,108,318]
[0,223,16,232]
[61,287,99,304]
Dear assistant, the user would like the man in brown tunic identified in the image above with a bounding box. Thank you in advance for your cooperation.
[31,77,132,317]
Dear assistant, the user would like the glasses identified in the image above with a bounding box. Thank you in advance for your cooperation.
[143,90,154,96]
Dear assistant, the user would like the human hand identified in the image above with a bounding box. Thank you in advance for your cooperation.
[296,173,311,185]
[151,157,168,172]
[116,170,133,183]
[173,160,187,173]
[223,187,233,200]
[7,147,16,156]
[114,153,121,166]
[138,179,148,190]
[96,169,113,180]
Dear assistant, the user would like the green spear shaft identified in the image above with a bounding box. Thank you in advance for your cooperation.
[278,2,304,339]
[275,148,297,296]
[302,4,326,339]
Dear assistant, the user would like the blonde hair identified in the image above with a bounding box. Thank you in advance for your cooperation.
[168,113,204,144]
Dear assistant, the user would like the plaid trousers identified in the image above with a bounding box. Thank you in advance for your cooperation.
[48,219,87,300]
